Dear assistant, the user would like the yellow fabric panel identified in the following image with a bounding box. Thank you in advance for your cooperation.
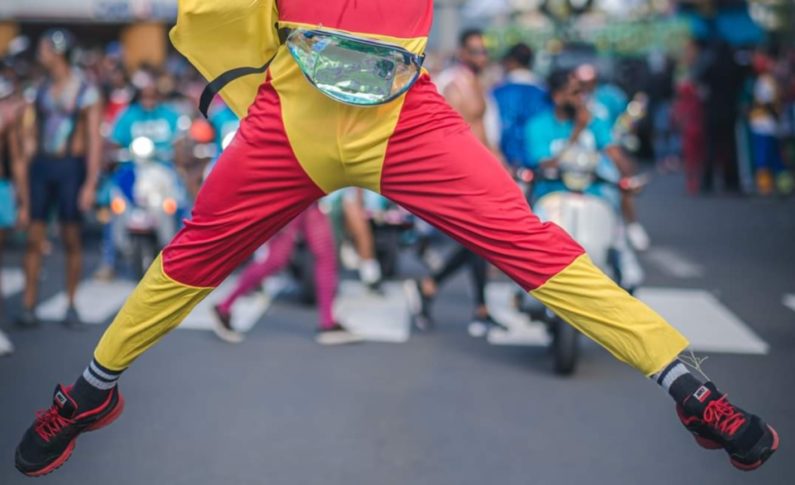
[94,254,212,371]
[270,22,428,193]
[169,0,279,119]
[269,46,405,194]
[530,254,689,376]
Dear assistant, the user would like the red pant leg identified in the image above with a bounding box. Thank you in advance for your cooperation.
[94,81,324,370]
[163,82,324,287]
[379,78,688,375]
[380,77,583,291]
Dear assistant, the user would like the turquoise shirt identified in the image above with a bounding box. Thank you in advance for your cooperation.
[525,109,620,208]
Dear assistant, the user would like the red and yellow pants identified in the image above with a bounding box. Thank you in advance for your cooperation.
[94,51,688,376]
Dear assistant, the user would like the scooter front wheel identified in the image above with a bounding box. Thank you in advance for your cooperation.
[552,317,580,376]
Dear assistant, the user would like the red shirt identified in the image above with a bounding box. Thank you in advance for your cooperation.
[277,0,433,38]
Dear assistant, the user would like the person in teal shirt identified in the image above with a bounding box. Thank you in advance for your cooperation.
[95,70,184,279]
[525,70,624,209]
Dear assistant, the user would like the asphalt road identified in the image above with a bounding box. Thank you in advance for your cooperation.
[0,173,793,485]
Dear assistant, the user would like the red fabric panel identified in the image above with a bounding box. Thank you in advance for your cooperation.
[380,76,585,291]
[162,81,324,287]
[278,0,433,39]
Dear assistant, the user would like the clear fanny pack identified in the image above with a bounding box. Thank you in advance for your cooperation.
[286,29,425,106]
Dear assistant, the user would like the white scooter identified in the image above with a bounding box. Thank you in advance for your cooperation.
[516,146,646,375]
[109,136,186,278]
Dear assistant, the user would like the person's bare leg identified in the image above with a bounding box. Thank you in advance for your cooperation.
[22,222,46,311]
[342,193,381,286]
[343,196,375,260]
[61,223,82,308]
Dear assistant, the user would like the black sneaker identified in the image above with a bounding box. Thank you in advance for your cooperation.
[467,314,508,338]
[315,323,364,346]
[62,306,86,330]
[15,384,125,477]
[676,382,779,471]
[16,308,39,328]
[403,279,433,331]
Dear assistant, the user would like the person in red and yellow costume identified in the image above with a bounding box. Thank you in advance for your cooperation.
[15,0,778,476]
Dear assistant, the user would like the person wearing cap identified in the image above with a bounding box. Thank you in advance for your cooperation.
[18,29,102,328]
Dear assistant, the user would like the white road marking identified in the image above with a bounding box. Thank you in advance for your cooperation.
[644,247,705,279]
[485,282,769,355]
[485,283,551,346]
[783,294,795,314]
[1,268,24,297]
[180,276,272,332]
[334,281,410,343]
[637,288,768,354]
[37,279,137,324]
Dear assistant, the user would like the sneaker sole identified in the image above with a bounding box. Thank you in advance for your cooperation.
[315,332,365,346]
[20,394,125,478]
[730,425,779,472]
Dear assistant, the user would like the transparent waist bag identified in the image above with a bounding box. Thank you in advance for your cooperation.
[286,29,425,106]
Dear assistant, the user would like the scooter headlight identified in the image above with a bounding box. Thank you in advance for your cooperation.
[130,137,155,160]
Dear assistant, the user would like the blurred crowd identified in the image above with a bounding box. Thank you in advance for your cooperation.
[1,25,794,356]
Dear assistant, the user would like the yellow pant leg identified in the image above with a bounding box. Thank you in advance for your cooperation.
[531,254,689,376]
[94,255,212,371]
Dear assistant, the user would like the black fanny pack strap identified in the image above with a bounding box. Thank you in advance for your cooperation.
[199,60,272,119]
[198,27,292,119]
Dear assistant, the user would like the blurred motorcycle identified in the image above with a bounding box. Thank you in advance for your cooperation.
[516,145,647,375]
[109,136,187,278]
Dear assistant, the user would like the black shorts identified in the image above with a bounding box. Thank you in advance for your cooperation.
[29,156,86,223]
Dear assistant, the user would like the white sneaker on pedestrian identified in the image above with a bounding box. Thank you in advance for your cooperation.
[359,259,382,286]
[627,222,651,252]
[212,305,245,344]
[0,330,14,357]
[315,323,364,346]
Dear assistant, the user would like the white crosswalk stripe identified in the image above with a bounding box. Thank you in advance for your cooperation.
[485,282,769,355]
[1,268,24,298]
[20,272,772,355]
[644,247,705,279]
[37,279,137,324]
[784,294,795,314]
[180,278,273,332]
[334,281,411,343]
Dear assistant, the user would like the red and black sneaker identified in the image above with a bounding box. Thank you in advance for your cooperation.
[15,384,125,477]
[676,382,779,471]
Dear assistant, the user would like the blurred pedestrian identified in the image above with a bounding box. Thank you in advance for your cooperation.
[18,29,102,327]
[488,42,549,169]
[213,203,360,345]
[673,39,707,196]
[699,41,744,193]
[647,49,680,171]
[576,64,650,251]
[0,63,28,355]
[748,50,793,196]
[407,29,506,335]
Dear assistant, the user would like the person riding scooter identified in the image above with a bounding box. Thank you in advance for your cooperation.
[526,69,643,291]
[97,68,186,279]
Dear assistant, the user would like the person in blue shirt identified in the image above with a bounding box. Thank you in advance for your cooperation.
[526,70,643,290]
[95,69,184,280]
[526,70,628,207]
[488,43,549,169]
